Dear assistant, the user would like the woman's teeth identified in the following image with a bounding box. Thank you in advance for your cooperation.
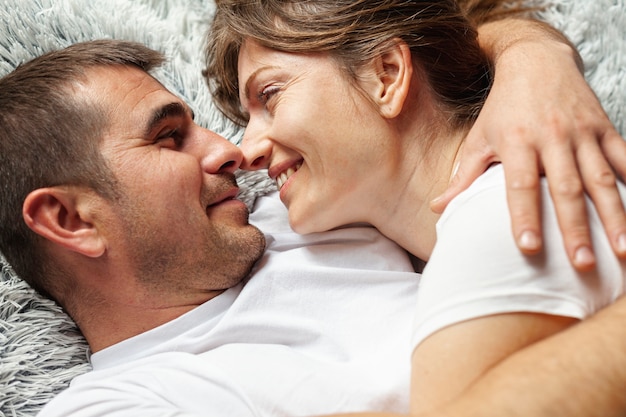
[276,163,301,189]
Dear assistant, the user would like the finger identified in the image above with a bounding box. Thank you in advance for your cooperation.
[430,136,495,214]
[580,134,626,259]
[541,142,595,271]
[500,146,543,255]
[601,128,626,182]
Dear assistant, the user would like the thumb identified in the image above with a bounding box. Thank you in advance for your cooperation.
[430,138,497,213]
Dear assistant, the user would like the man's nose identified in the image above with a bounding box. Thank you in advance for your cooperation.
[239,123,272,171]
[196,127,243,174]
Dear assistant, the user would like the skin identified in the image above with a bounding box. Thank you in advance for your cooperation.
[23,65,266,352]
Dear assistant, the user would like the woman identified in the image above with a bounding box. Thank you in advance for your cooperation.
[206,0,626,271]
[204,0,626,413]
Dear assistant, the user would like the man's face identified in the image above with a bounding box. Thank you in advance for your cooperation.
[78,65,265,307]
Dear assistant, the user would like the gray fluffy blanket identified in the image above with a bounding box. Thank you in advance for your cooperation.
[0,0,624,415]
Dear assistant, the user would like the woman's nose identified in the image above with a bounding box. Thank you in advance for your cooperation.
[239,124,272,171]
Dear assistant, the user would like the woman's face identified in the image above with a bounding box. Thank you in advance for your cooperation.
[238,40,399,234]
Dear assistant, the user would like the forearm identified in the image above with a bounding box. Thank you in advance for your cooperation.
[439,296,626,417]
[459,0,583,72]
[477,16,583,71]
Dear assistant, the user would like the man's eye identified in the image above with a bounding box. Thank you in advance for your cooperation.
[156,129,183,147]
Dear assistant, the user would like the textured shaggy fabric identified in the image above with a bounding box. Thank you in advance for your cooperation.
[534,0,626,135]
[0,0,624,416]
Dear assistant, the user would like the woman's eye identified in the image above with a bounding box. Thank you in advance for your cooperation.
[258,85,281,105]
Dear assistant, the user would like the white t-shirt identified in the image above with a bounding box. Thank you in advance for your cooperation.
[412,165,626,347]
[38,192,420,417]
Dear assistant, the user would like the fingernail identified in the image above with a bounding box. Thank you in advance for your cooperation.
[519,231,540,251]
[574,246,595,268]
[449,161,460,182]
[617,233,626,255]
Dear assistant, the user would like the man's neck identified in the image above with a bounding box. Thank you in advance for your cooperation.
[66,273,226,353]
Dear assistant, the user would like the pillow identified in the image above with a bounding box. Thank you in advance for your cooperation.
[535,0,625,135]
[1,254,90,416]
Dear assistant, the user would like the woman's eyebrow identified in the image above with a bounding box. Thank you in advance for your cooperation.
[241,66,274,108]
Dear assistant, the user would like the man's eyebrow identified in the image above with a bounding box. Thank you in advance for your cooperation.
[144,102,194,136]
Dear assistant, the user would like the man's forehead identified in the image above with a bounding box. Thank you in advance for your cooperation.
[78,65,184,131]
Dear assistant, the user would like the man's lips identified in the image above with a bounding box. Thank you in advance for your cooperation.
[206,187,240,208]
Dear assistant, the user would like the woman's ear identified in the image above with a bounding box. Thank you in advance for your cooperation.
[23,187,106,258]
[365,38,414,119]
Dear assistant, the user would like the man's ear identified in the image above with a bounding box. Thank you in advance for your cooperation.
[364,38,414,119]
[23,187,106,258]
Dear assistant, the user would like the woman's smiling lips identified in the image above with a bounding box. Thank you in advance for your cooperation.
[270,160,303,190]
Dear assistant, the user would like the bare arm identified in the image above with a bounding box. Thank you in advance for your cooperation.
[436,295,626,417]
[411,313,578,414]
[432,9,626,271]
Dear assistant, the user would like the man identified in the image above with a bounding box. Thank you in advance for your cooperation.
[1,40,625,417]
[0,40,265,352]
[0,39,420,416]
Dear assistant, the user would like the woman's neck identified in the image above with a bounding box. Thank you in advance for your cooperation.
[370,124,466,261]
